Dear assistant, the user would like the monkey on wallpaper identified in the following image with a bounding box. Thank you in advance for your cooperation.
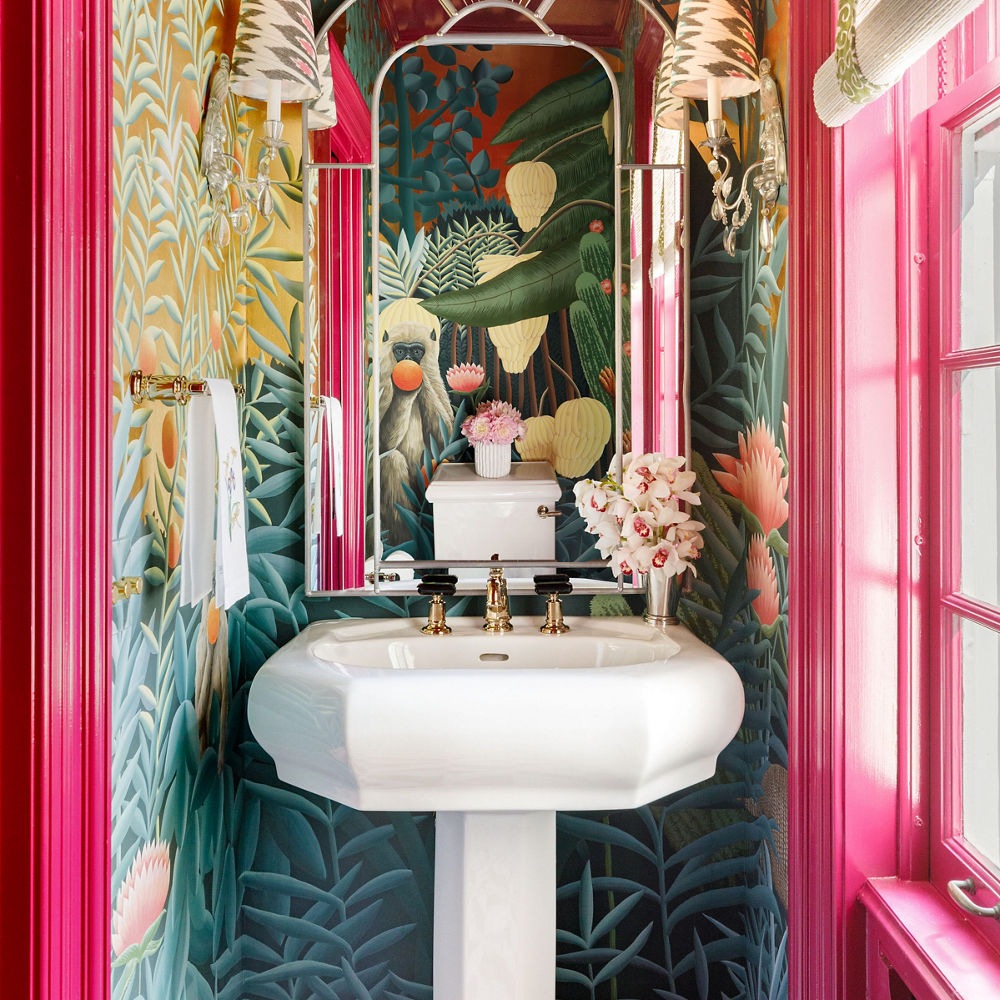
[377,318,453,546]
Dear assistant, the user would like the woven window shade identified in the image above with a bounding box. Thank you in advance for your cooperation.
[814,0,984,127]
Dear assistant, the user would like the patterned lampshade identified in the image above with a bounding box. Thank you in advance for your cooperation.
[230,0,321,104]
[653,36,685,130]
[669,0,760,101]
[308,33,338,130]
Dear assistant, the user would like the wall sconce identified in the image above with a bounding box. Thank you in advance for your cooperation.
[670,0,787,256]
[200,0,321,252]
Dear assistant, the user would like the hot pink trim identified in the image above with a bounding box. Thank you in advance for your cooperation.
[788,3,848,999]
[861,878,1000,1000]
[315,34,369,590]
[0,0,111,997]
[925,50,1000,954]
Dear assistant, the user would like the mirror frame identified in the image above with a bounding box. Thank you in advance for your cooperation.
[303,0,688,596]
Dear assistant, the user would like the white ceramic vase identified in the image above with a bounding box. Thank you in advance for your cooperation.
[474,442,512,478]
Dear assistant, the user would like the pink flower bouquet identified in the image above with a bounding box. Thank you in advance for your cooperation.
[461,400,527,447]
[573,452,705,578]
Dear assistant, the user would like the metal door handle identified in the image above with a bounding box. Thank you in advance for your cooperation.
[537,505,563,518]
[947,877,1000,919]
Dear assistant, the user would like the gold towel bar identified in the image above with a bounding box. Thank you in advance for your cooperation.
[129,369,246,406]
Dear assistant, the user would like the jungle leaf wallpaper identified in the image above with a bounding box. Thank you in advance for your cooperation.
[112,1,789,999]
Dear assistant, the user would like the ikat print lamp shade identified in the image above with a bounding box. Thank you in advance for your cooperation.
[308,33,338,131]
[669,0,760,117]
[230,0,321,112]
[653,36,685,130]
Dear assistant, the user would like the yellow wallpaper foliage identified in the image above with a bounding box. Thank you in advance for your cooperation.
[113,0,305,525]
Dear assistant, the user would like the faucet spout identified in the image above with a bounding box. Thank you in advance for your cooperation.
[483,555,513,633]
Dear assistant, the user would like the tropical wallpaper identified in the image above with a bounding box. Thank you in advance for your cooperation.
[111,1,788,999]
[367,38,631,565]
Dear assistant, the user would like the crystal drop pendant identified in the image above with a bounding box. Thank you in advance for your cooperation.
[211,212,230,251]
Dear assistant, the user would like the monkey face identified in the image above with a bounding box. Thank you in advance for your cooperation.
[382,321,438,395]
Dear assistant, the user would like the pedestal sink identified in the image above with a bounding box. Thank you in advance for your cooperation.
[248,616,744,1000]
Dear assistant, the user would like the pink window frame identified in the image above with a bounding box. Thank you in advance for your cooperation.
[790,5,1000,999]
[926,55,1000,948]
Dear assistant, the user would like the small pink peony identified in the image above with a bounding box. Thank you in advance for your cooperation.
[112,840,171,957]
[461,400,526,446]
[447,363,485,393]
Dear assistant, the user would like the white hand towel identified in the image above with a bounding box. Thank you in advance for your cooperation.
[309,399,324,542]
[180,394,216,607]
[324,396,345,537]
[206,378,250,609]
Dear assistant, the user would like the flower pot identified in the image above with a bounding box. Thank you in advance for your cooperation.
[474,442,512,478]
[643,566,682,628]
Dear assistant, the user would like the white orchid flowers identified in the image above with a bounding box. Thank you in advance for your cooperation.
[574,453,705,578]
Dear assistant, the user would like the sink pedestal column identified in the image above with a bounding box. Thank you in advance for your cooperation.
[434,810,555,1000]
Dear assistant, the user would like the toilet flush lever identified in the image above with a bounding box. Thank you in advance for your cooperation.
[537,505,563,519]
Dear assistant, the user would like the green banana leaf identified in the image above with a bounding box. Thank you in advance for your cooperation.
[492,68,612,145]
[419,238,587,326]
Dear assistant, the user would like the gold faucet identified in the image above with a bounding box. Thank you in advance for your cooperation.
[483,556,512,633]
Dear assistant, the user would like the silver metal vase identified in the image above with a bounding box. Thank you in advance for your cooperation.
[643,567,681,629]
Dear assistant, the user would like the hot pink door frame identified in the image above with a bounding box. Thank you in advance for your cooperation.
[787,1,902,997]
[0,1,111,998]
[790,4,1000,999]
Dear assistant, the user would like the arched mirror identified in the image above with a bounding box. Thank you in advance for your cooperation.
[304,0,688,596]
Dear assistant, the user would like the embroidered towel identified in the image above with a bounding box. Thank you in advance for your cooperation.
[180,394,216,607]
[206,378,249,608]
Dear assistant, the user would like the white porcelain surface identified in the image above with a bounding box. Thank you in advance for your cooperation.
[425,461,560,563]
[247,616,745,813]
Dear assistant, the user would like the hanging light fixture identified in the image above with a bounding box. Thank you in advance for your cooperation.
[653,35,684,131]
[669,0,786,255]
[200,0,321,252]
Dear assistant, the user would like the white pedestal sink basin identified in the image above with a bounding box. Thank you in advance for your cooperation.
[248,616,744,1000]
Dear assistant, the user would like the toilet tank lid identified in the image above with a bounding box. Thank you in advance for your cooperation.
[426,461,561,503]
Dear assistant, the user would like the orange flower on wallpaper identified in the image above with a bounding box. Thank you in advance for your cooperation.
[209,309,222,352]
[112,840,171,958]
[713,419,789,536]
[747,534,780,627]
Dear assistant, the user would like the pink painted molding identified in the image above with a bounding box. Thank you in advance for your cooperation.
[787,1,845,998]
[861,878,1000,1000]
[0,0,111,998]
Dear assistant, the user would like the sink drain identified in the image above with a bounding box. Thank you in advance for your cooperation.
[479,652,510,662]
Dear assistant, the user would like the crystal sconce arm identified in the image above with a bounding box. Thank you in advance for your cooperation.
[669,0,786,257]
[200,54,287,252]
[702,59,787,256]
[199,0,327,255]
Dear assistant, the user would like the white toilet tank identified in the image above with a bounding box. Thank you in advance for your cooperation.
[425,461,561,563]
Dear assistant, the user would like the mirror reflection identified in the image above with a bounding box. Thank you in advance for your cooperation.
[306,11,686,595]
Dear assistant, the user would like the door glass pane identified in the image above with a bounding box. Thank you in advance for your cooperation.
[960,616,1000,871]
[960,114,1000,349]
[959,366,1000,606]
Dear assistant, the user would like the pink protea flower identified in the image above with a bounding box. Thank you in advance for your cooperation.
[446,362,485,393]
[112,841,171,957]
[747,534,780,627]
[712,419,789,536]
